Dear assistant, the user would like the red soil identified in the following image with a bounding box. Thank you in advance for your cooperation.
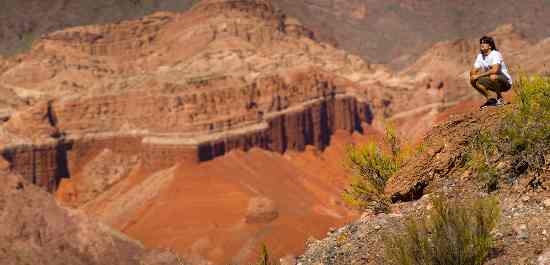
[56,129,379,265]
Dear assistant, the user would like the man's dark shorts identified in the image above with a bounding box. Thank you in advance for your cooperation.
[475,74,511,92]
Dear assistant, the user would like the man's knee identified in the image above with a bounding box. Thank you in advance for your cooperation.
[476,82,487,91]
[477,76,492,87]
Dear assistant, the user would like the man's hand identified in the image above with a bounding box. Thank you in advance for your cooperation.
[469,69,480,82]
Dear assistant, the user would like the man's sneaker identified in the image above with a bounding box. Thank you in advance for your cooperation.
[480,98,497,109]
[496,97,506,106]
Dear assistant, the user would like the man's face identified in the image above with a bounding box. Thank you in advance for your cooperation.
[480,42,491,55]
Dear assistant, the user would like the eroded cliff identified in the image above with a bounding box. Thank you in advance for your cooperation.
[0,1,383,264]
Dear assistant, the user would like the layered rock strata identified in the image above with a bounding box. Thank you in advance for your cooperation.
[1,0,384,192]
[1,68,371,190]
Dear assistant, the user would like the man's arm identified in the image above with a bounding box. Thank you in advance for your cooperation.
[470,54,482,81]
[471,64,501,80]
[470,68,482,81]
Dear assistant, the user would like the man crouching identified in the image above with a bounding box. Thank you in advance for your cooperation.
[470,36,513,109]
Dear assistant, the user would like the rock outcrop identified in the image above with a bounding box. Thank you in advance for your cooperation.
[0,170,184,265]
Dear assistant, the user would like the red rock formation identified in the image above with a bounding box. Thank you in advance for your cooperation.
[1,141,69,191]
[1,67,373,192]
[0,3,384,263]
[1,0,385,191]
[76,132,371,265]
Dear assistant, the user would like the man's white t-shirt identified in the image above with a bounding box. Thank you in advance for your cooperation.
[473,50,512,85]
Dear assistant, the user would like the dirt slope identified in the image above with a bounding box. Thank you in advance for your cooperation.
[58,130,378,265]
[299,106,550,265]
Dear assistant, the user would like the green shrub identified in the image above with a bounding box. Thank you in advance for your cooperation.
[500,74,550,171]
[385,125,401,158]
[14,31,35,54]
[257,243,277,265]
[464,74,549,190]
[463,130,500,191]
[384,196,500,265]
[342,127,402,213]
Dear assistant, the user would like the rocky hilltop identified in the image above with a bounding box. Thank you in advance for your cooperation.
[299,105,550,265]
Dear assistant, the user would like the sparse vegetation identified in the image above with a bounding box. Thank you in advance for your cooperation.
[385,125,401,158]
[139,0,155,14]
[463,130,500,191]
[464,74,550,191]
[384,196,500,265]
[342,126,402,213]
[500,74,550,174]
[257,243,278,265]
[14,31,35,54]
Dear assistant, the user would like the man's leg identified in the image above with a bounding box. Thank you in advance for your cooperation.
[470,69,489,98]
[474,77,492,98]
[489,74,502,99]
[475,77,499,108]
[489,74,512,106]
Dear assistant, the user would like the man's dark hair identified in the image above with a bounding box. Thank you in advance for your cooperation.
[479,36,498,51]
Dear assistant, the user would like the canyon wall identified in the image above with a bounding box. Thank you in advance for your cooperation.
[1,92,370,191]
[1,141,69,191]
[0,0,376,195]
